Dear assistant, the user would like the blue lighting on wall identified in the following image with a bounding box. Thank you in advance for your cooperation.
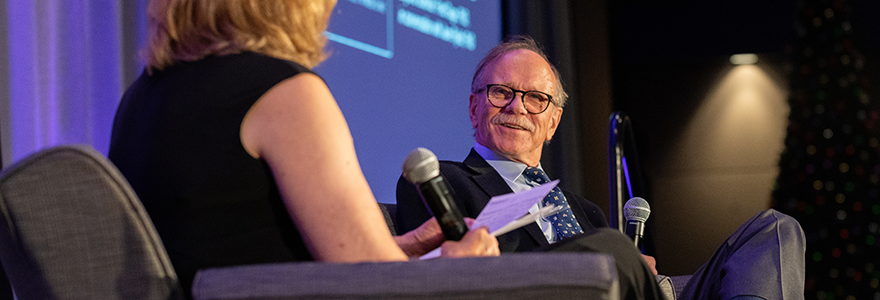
[622,156,634,197]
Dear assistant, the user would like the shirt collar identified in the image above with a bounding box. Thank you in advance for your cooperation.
[473,142,543,184]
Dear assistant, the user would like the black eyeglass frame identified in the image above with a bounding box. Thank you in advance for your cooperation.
[479,84,554,114]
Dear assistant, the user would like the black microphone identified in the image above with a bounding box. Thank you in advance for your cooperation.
[624,197,651,248]
[402,148,468,241]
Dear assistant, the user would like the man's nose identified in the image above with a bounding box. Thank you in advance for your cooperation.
[503,92,529,114]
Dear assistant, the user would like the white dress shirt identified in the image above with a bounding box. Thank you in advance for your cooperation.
[473,142,558,243]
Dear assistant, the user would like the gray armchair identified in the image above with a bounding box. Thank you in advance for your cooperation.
[0,145,183,299]
[0,145,621,299]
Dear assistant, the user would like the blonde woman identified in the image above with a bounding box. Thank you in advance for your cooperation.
[109,0,498,292]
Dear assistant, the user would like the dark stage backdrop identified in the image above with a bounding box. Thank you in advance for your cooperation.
[315,0,501,203]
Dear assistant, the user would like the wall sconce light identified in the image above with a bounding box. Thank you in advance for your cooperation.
[730,53,758,65]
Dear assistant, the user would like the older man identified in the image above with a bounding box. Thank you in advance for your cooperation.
[397,36,806,300]
[398,38,611,252]
[398,37,664,300]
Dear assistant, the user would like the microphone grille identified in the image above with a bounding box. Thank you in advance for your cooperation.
[402,147,440,184]
[624,197,651,222]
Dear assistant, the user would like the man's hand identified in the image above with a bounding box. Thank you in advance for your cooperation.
[642,254,658,275]
[440,225,500,258]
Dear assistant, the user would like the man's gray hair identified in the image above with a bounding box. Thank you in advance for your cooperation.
[470,36,568,107]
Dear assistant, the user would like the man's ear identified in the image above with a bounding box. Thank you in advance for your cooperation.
[545,106,563,141]
[469,93,479,128]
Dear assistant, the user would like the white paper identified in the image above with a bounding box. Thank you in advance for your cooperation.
[490,204,562,237]
[469,179,558,232]
[419,180,559,259]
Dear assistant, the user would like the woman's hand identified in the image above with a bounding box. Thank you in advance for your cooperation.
[396,217,499,258]
[395,217,445,257]
[440,226,500,258]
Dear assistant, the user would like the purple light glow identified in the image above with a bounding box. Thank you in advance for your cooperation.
[622,156,634,198]
[7,1,124,162]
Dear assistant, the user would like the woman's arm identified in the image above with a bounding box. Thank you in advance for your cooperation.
[241,73,498,261]
[240,73,408,262]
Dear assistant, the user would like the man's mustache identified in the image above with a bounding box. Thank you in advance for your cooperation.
[491,113,535,131]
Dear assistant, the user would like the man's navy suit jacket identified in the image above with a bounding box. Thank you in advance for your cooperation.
[396,149,609,252]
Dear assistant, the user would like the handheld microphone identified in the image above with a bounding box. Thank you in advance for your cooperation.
[624,197,651,248]
[402,148,468,241]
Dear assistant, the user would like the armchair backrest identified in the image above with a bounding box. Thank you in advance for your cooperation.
[378,202,398,236]
[0,145,184,299]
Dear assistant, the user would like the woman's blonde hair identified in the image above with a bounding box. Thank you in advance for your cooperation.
[144,0,336,72]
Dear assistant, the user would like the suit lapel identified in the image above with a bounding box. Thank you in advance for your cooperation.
[463,149,550,247]
[462,149,510,212]
[562,190,593,230]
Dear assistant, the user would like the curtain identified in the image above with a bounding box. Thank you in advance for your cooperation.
[503,0,590,196]
[1,0,148,167]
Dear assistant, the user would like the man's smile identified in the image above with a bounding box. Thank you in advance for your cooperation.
[500,123,528,130]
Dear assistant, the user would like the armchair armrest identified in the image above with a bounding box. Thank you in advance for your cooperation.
[192,253,618,300]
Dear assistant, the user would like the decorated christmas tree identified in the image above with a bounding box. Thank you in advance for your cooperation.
[773,0,880,298]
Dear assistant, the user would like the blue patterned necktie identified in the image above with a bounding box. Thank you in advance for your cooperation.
[522,167,584,240]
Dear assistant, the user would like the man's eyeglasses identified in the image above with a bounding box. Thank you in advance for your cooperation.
[480,84,553,114]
